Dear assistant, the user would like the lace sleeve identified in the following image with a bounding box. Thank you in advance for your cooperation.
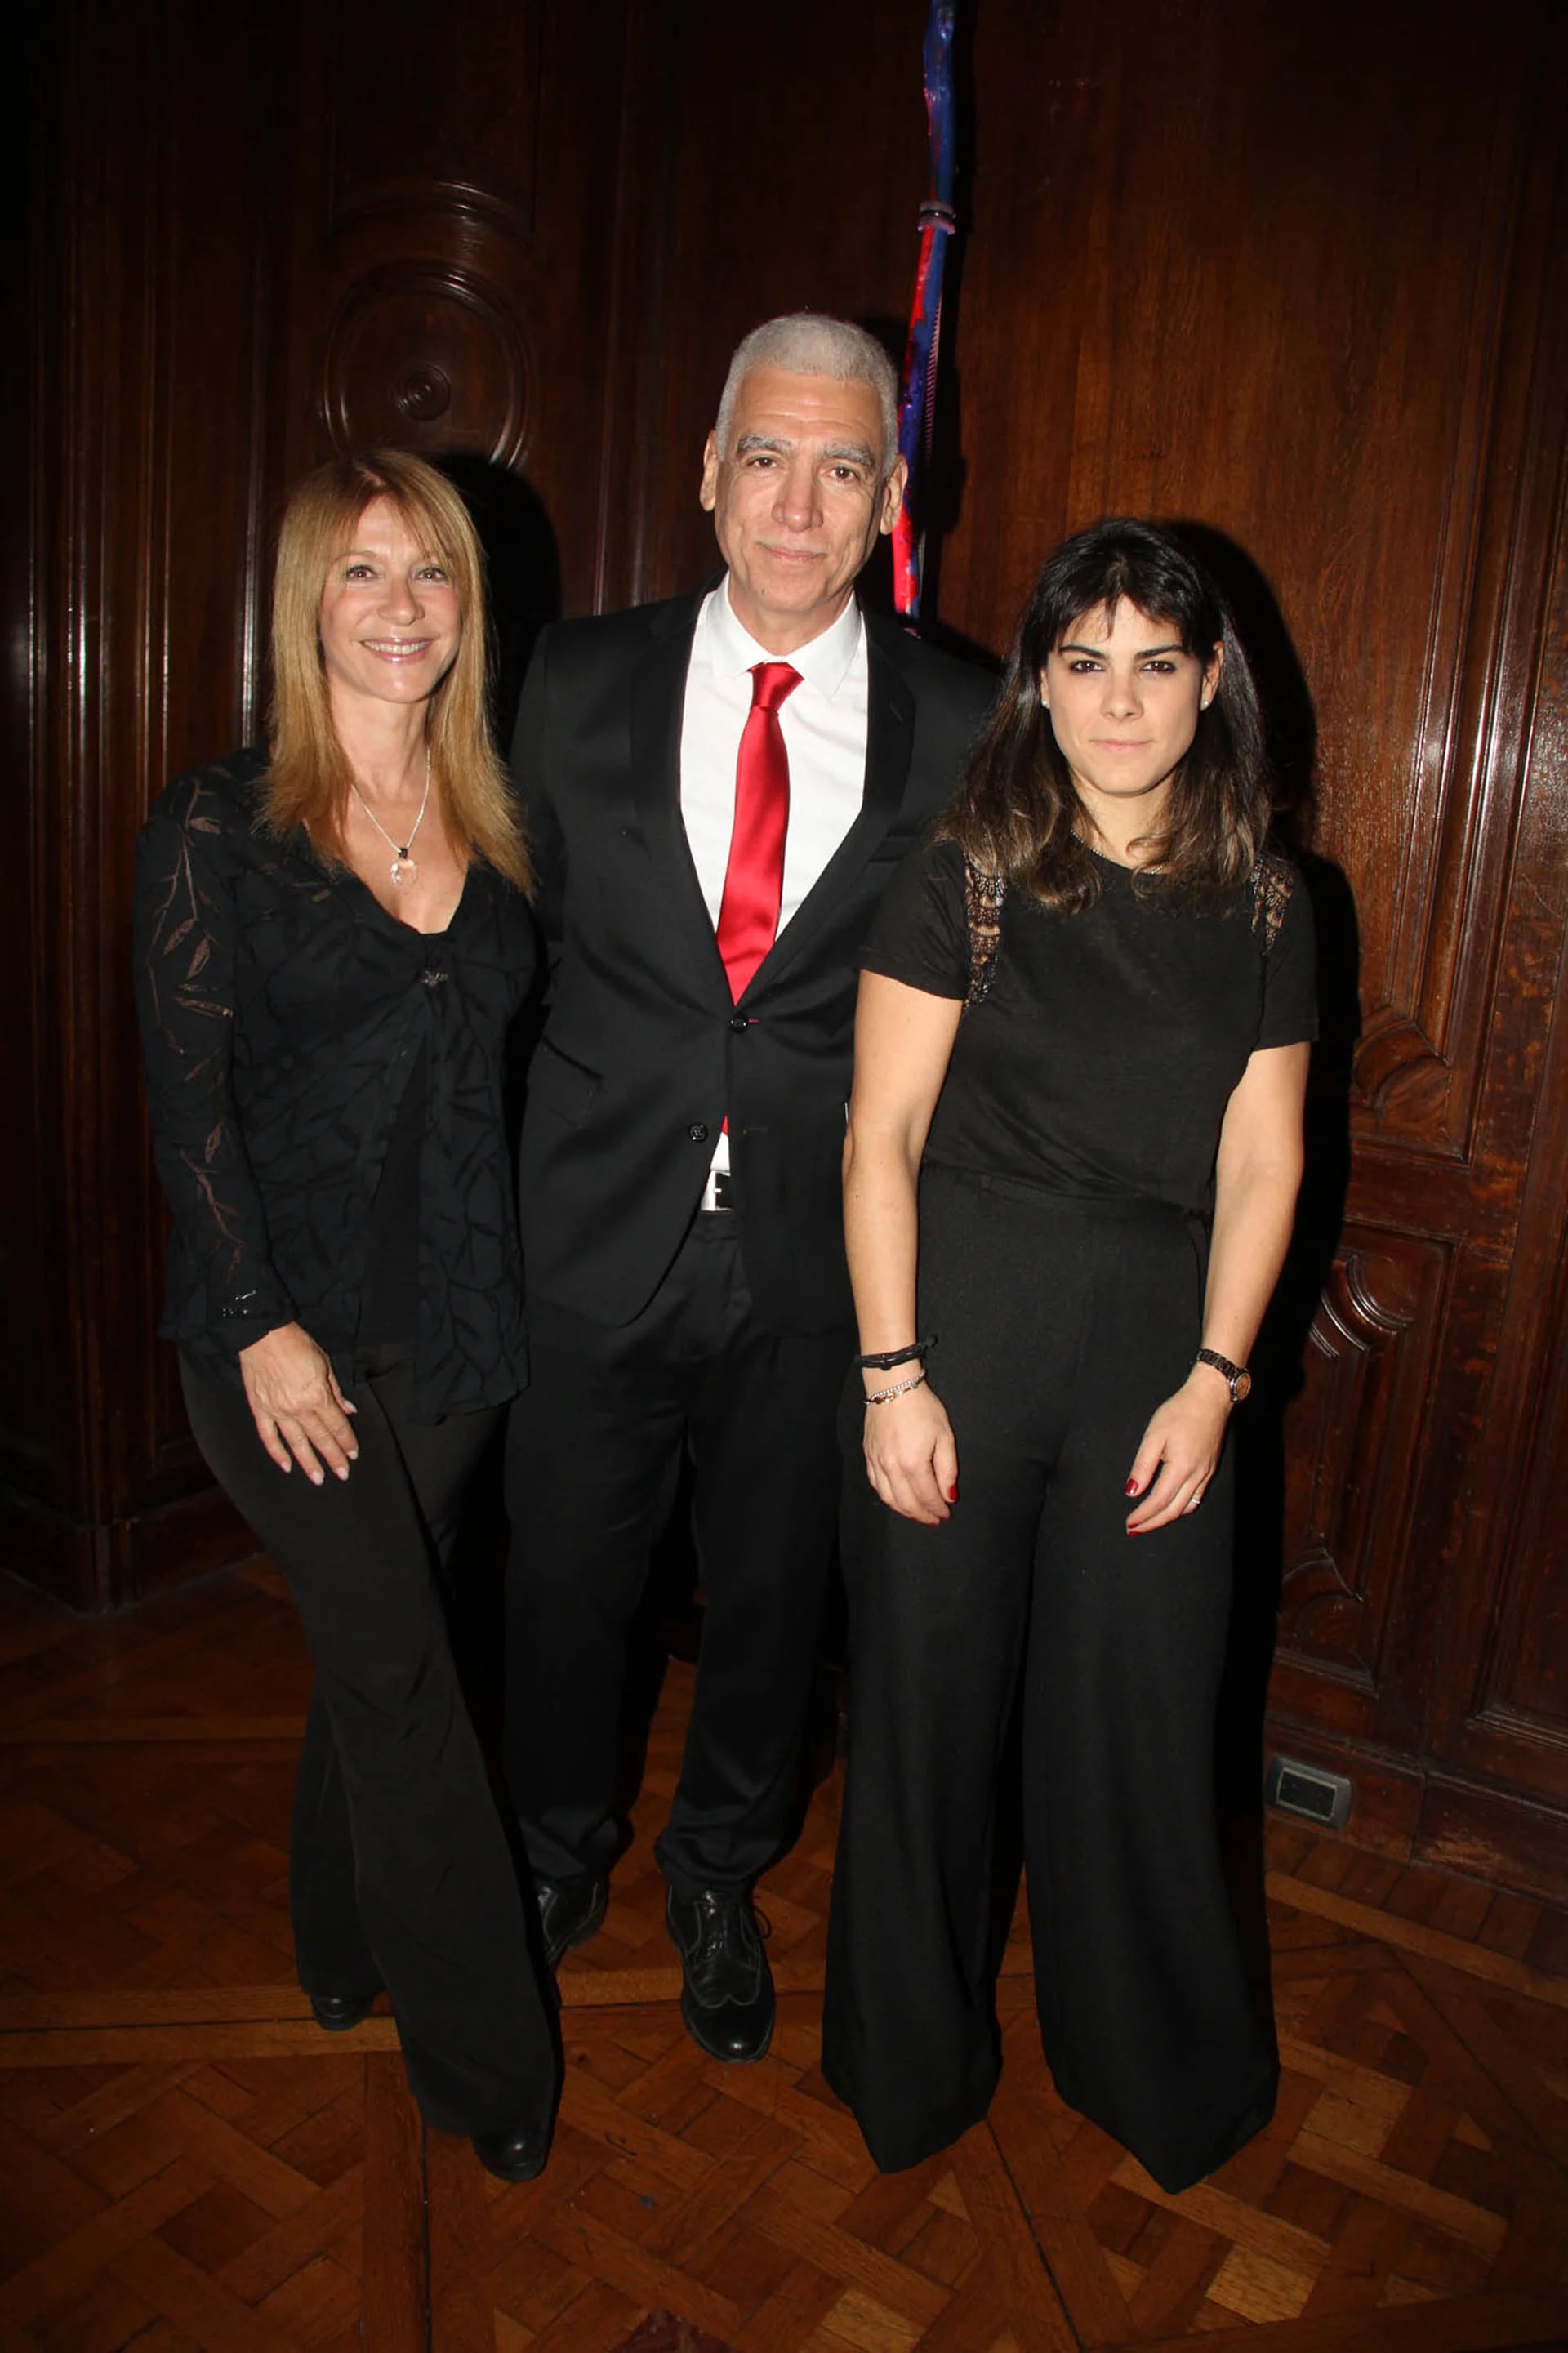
[133,775,296,1348]
[964,858,1006,1009]
[1249,850,1294,956]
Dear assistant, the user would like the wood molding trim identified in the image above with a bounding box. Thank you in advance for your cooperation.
[0,1480,257,1616]
[1263,1710,1568,1910]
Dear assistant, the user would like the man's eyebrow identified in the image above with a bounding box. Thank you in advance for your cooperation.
[732,432,879,470]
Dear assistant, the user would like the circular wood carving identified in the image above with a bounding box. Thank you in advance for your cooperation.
[395,364,452,423]
[323,265,530,464]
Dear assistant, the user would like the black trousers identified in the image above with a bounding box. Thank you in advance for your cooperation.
[503,1211,850,1898]
[822,1167,1276,2195]
[182,1350,555,2139]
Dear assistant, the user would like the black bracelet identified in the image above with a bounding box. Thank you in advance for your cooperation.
[855,1335,935,1372]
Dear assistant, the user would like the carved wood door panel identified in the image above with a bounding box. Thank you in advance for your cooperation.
[1265,69,1568,1859]
[917,0,1568,1864]
[1410,475,1568,1893]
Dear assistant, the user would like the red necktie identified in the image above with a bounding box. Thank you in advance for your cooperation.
[715,662,802,1000]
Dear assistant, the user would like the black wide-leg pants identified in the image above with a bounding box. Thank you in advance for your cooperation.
[822,1167,1276,2195]
[181,1352,555,2140]
[503,1212,850,1899]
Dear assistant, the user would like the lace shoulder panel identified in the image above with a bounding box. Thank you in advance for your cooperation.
[964,857,1006,1009]
[1250,850,1294,956]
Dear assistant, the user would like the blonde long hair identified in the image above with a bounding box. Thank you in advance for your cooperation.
[264,449,531,893]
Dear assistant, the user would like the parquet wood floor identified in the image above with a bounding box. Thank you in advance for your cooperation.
[2,1561,1566,2351]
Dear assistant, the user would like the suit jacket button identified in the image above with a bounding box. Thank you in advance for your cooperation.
[688,1122,709,1143]
[729,1014,748,1033]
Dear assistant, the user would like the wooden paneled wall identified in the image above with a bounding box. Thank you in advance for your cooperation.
[14,0,1568,1903]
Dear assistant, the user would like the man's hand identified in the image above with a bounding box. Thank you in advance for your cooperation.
[864,1384,959,1526]
[239,1323,359,1485]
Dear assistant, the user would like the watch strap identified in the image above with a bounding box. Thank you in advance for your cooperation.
[1194,1347,1250,1402]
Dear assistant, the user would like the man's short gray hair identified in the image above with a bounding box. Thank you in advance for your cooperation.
[714,314,900,477]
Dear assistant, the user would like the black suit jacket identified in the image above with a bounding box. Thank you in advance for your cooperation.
[513,586,995,1335]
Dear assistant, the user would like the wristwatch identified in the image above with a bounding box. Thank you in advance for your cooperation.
[1193,1348,1252,1404]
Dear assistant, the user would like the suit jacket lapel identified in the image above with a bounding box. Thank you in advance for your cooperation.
[742,610,915,1000]
[629,595,733,1004]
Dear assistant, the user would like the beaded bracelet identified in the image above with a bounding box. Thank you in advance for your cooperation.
[864,1371,929,1405]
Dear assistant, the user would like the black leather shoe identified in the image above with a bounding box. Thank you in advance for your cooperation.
[666,1886,773,2063]
[472,2119,550,2184]
[307,1990,376,2032]
[537,1875,608,1971]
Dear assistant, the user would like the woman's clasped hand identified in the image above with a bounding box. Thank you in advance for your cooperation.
[861,1375,958,1525]
[238,1323,359,1484]
[1122,1365,1231,1530]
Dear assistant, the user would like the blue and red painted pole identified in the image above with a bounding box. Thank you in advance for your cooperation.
[892,0,958,625]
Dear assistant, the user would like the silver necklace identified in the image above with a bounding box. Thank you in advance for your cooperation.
[350,746,431,887]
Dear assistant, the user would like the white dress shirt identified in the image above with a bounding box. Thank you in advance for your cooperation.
[679,579,871,1177]
[680,581,870,934]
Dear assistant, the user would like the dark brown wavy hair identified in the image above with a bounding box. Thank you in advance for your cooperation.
[941,518,1272,910]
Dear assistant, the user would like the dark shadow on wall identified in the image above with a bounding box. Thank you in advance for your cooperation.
[425,452,560,1812]
[435,451,561,1110]
[1169,524,1363,2029]
[436,452,562,753]
[850,300,996,675]
[1169,521,1319,845]
[1219,849,1361,2035]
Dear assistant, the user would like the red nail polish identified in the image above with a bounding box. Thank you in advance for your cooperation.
[1125,1479,1139,1496]
[947,1485,959,1502]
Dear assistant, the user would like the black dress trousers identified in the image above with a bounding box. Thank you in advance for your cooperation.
[822,1166,1277,2195]
[182,1352,555,2141]
[503,1210,851,1899]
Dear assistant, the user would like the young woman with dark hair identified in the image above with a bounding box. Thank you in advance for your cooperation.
[822,519,1316,2192]
[947,515,1271,905]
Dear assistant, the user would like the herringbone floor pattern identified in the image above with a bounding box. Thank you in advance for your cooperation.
[2,1560,1566,2351]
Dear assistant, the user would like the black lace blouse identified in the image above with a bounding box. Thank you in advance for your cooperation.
[134,747,537,1419]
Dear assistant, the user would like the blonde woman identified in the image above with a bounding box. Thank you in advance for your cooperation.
[135,452,554,2179]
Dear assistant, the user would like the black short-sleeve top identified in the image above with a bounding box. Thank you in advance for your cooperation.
[860,835,1316,1216]
[134,747,537,1419]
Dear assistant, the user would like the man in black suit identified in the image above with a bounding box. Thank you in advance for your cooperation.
[505,313,992,2063]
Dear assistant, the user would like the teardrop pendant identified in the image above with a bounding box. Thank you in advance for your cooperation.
[390,854,418,887]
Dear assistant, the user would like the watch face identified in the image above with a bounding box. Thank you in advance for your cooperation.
[1231,1367,1252,1403]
